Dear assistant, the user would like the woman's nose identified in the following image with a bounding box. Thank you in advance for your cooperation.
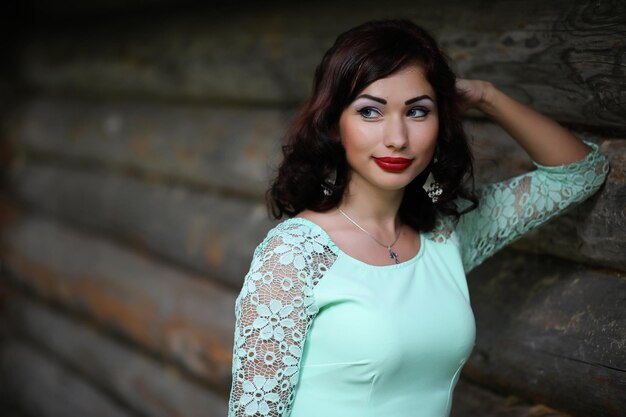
[383,115,408,149]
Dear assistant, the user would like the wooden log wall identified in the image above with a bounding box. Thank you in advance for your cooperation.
[1,1,624,417]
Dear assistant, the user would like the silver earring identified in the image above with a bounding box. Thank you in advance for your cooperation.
[321,169,337,196]
[423,172,443,203]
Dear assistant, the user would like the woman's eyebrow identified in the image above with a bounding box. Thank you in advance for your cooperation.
[405,95,435,105]
[356,94,387,104]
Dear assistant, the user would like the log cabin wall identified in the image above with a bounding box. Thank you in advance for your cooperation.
[0,1,624,417]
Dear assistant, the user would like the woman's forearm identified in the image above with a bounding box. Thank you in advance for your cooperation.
[476,82,592,166]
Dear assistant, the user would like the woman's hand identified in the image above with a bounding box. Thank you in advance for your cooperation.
[456,78,494,113]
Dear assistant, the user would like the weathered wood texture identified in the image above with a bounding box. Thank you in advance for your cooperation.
[8,162,276,287]
[451,380,573,417]
[465,250,626,417]
[9,98,287,198]
[5,295,228,417]
[0,214,236,388]
[19,0,626,130]
[0,341,136,417]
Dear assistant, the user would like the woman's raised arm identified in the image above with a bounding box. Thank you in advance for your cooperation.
[456,79,592,166]
[452,79,610,273]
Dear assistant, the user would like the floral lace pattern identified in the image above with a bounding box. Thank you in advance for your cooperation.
[228,222,338,416]
[456,140,609,272]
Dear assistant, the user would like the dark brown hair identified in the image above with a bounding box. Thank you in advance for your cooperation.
[267,19,478,232]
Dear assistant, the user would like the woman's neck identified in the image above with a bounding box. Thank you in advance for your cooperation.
[337,177,404,233]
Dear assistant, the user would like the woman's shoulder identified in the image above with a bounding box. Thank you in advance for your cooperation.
[424,214,460,245]
[245,214,339,292]
[268,212,334,242]
[252,213,339,261]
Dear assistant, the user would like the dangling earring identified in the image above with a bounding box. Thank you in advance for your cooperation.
[422,158,443,203]
[321,168,336,196]
[423,173,443,203]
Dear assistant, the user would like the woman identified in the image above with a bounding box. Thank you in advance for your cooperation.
[227,19,609,417]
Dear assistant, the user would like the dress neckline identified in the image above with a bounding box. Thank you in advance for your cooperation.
[287,217,425,270]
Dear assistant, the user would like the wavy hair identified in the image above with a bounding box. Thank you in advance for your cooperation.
[267,19,478,232]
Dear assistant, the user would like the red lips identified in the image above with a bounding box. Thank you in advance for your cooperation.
[373,157,414,172]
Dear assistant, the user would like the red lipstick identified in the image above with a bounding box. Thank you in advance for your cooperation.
[373,157,414,172]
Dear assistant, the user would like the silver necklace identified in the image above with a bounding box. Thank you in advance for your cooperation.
[338,208,402,264]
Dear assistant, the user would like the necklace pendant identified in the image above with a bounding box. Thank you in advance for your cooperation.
[388,249,400,264]
[337,209,403,265]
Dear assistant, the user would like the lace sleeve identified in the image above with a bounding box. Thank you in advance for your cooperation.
[457,140,610,273]
[228,223,334,417]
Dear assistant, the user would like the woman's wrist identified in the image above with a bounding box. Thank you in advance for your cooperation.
[474,81,498,116]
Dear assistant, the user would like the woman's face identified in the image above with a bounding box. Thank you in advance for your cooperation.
[338,64,438,193]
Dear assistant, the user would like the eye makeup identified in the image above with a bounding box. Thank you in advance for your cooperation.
[354,93,436,106]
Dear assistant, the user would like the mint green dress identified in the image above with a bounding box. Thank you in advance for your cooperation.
[228,141,609,417]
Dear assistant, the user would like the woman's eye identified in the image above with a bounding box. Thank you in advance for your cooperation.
[358,107,381,119]
[408,107,429,118]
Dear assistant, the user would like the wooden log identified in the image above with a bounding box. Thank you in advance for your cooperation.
[6,295,228,417]
[18,0,626,130]
[451,379,573,417]
[464,249,626,417]
[8,163,276,287]
[0,215,236,388]
[0,341,135,417]
[465,119,534,185]
[10,97,287,198]
[572,140,626,265]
